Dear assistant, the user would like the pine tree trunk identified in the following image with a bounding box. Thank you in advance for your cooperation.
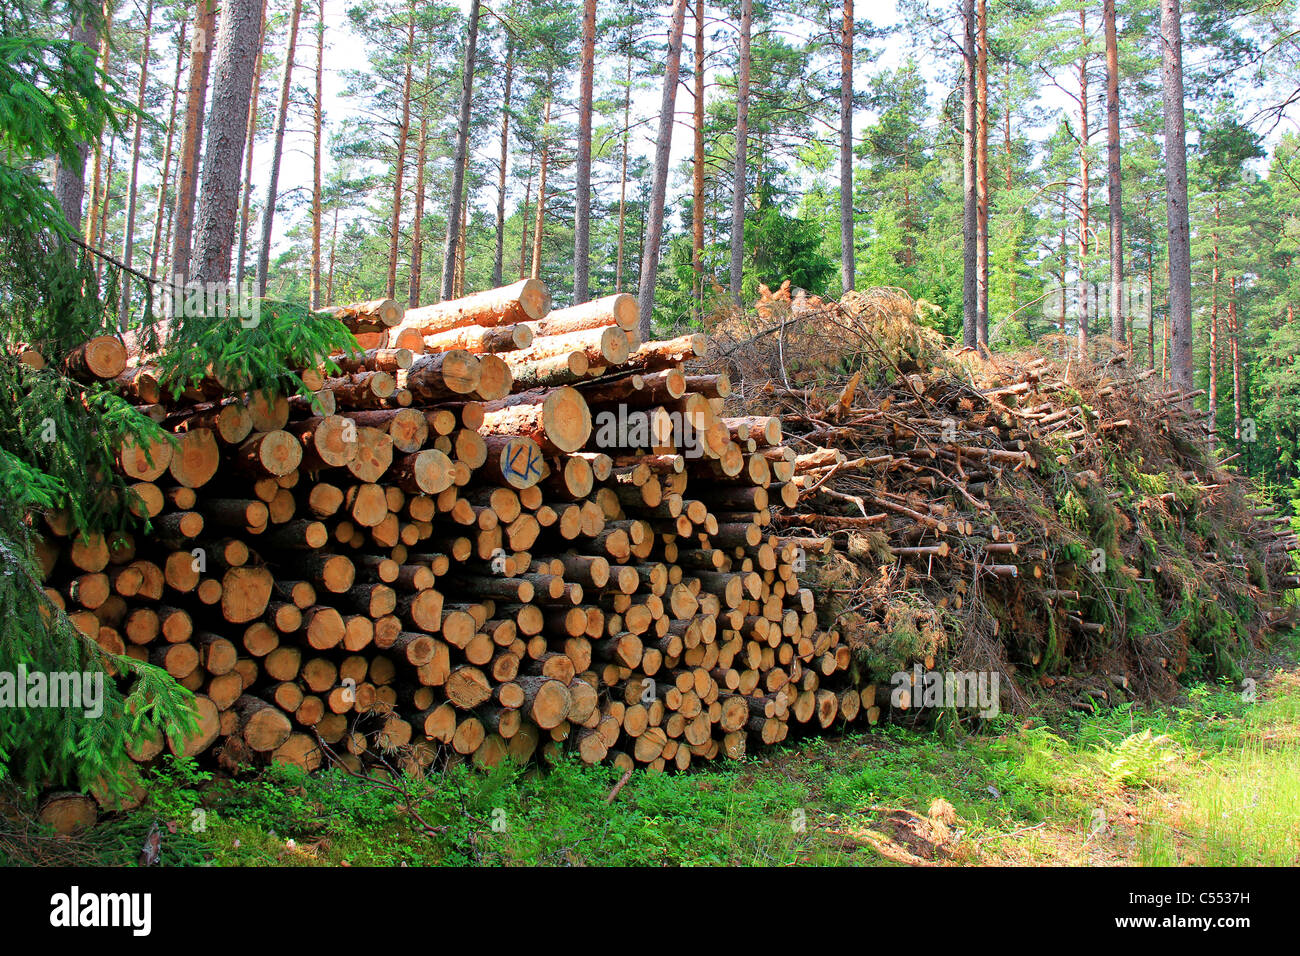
[256,0,302,297]
[441,0,481,301]
[637,0,689,336]
[728,0,752,303]
[86,11,115,250]
[171,0,217,282]
[616,43,632,290]
[960,0,977,348]
[1208,200,1219,446]
[1147,244,1156,369]
[95,136,116,283]
[326,204,339,302]
[310,0,325,308]
[409,88,430,307]
[118,0,154,329]
[692,0,706,317]
[190,0,263,286]
[493,39,514,289]
[1161,0,1193,391]
[234,17,264,289]
[55,11,101,231]
[1076,9,1090,358]
[839,0,854,293]
[519,145,534,281]
[388,0,416,300]
[531,88,553,282]
[975,0,989,346]
[150,22,187,278]
[573,0,597,304]
[1104,0,1124,344]
[1229,276,1242,441]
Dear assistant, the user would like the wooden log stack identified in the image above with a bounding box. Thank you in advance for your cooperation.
[34,281,871,782]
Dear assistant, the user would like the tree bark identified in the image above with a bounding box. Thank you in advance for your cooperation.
[118,0,154,329]
[387,0,416,300]
[1076,8,1090,358]
[256,0,302,297]
[1161,0,1193,391]
[409,78,430,307]
[234,16,265,289]
[151,21,187,278]
[637,0,689,336]
[190,0,263,286]
[54,11,101,232]
[85,5,114,248]
[1104,0,1124,344]
[728,0,752,303]
[310,0,325,308]
[573,0,597,304]
[839,0,854,293]
[441,0,481,301]
[960,0,977,348]
[171,0,217,282]
[975,0,988,346]
[616,41,632,290]
[531,86,553,282]
[493,39,514,289]
[1208,199,1219,446]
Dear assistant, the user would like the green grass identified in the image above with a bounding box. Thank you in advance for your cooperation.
[3,666,1297,867]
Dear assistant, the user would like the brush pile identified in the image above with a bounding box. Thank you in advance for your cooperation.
[699,285,1294,712]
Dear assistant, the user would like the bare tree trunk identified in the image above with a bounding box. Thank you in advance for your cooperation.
[1076,9,1090,358]
[637,0,689,335]
[1208,199,1219,446]
[1147,243,1155,370]
[1059,190,1068,349]
[530,88,553,281]
[960,0,977,348]
[692,0,706,317]
[118,0,154,328]
[1161,0,1193,391]
[310,0,325,308]
[1229,276,1242,441]
[493,38,514,289]
[86,8,115,248]
[151,21,187,278]
[1104,0,1124,345]
[975,0,988,346]
[839,0,854,293]
[409,84,430,307]
[573,0,597,303]
[616,42,632,290]
[441,0,481,301]
[55,10,101,231]
[171,0,217,282]
[95,137,116,283]
[325,204,339,303]
[519,143,534,280]
[234,16,265,289]
[728,0,752,302]
[387,0,416,299]
[256,0,302,297]
[190,0,263,286]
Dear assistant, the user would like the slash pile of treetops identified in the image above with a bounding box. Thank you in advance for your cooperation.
[30,277,873,803]
[699,284,1296,715]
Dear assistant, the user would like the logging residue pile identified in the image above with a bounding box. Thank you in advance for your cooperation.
[698,284,1296,713]
[36,278,862,801]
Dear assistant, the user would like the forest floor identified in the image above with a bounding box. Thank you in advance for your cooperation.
[5,636,1298,867]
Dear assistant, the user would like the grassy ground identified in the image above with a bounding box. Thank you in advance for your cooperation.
[4,658,1298,867]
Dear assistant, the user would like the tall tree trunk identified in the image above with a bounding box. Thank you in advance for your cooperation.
[839,0,854,293]
[1161,0,1193,391]
[728,0,752,302]
[1208,200,1219,446]
[616,42,632,290]
[1104,0,1124,345]
[693,0,706,317]
[519,142,534,280]
[960,0,977,348]
[975,0,988,346]
[409,86,430,307]
[171,0,217,281]
[387,0,416,299]
[234,16,264,289]
[637,0,689,335]
[325,204,339,303]
[573,0,597,303]
[95,137,116,283]
[441,0,482,301]
[86,9,115,249]
[256,0,302,297]
[1147,242,1155,369]
[118,0,154,329]
[190,0,263,286]
[493,39,514,289]
[1059,190,1068,349]
[1076,9,1090,358]
[151,21,188,278]
[531,88,553,281]
[310,0,325,308]
[55,10,101,231]
[1229,276,1242,441]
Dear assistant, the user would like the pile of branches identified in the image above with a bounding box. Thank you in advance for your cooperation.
[698,288,1294,714]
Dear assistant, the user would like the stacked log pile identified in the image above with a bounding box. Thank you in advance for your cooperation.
[32,279,871,782]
